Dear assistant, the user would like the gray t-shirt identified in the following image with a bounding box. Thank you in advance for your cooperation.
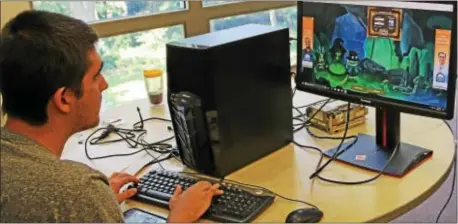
[0,128,124,222]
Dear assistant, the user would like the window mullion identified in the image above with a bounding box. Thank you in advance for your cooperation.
[185,1,210,37]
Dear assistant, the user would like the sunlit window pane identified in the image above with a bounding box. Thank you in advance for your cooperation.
[32,1,186,23]
[97,25,185,111]
[202,1,242,7]
[210,6,298,65]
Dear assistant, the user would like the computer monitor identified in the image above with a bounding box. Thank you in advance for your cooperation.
[296,1,457,176]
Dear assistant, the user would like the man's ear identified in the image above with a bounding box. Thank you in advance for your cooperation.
[52,87,74,114]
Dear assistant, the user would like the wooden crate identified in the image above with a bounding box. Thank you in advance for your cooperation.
[306,100,368,134]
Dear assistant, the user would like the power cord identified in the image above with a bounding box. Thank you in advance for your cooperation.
[435,120,457,223]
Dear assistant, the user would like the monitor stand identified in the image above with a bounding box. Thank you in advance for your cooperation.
[323,108,433,177]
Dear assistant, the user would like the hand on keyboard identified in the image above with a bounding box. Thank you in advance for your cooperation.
[108,172,140,203]
[168,181,224,223]
[133,170,275,222]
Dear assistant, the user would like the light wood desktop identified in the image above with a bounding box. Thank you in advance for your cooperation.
[65,91,455,223]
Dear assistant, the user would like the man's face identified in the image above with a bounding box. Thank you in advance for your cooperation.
[439,54,446,65]
[74,49,108,131]
[304,38,311,48]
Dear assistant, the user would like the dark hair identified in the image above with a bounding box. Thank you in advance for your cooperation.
[0,10,99,125]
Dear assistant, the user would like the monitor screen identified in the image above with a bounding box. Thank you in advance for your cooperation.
[296,1,457,119]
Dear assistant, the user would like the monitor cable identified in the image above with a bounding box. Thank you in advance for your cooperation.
[309,103,352,179]
[293,100,359,174]
[294,101,398,185]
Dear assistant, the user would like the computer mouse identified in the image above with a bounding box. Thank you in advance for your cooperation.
[285,208,323,223]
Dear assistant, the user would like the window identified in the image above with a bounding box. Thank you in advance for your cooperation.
[210,6,298,65]
[98,25,185,111]
[32,1,186,23]
[202,1,242,7]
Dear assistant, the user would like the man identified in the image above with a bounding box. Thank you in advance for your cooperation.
[302,37,313,62]
[303,37,312,54]
[438,52,447,72]
[0,10,222,223]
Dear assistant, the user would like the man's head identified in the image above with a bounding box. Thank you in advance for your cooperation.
[438,52,446,65]
[0,10,108,133]
[304,37,311,48]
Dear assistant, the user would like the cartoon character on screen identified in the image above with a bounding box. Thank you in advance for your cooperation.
[346,50,361,76]
[412,76,429,95]
[314,46,328,72]
[329,38,347,64]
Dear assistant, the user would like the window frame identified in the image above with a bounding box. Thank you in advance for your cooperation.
[0,1,298,110]
[1,1,296,38]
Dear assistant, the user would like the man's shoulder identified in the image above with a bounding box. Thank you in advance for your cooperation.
[58,159,108,182]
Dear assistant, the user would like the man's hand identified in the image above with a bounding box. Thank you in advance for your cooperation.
[108,172,140,203]
[167,181,224,223]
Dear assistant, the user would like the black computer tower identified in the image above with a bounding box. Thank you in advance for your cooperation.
[166,24,293,177]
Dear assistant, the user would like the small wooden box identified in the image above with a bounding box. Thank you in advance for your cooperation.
[306,100,368,134]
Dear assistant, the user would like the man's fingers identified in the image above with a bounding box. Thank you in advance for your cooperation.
[195,181,212,190]
[116,173,140,183]
[208,183,224,195]
[172,184,183,198]
[109,172,121,178]
[117,188,137,202]
[119,175,140,184]
[210,183,220,190]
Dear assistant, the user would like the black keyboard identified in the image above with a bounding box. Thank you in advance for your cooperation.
[131,170,275,223]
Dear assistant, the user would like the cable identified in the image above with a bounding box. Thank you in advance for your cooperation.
[300,106,455,186]
[140,151,176,172]
[293,99,391,185]
[435,120,457,223]
[292,140,325,172]
[309,102,352,179]
[84,107,175,160]
[315,144,399,185]
[305,125,357,141]
[295,99,330,109]
[294,99,332,133]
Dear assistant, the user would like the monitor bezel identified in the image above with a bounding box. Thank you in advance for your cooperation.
[296,0,457,120]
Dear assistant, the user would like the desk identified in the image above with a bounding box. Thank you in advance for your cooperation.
[63,92,455,223]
